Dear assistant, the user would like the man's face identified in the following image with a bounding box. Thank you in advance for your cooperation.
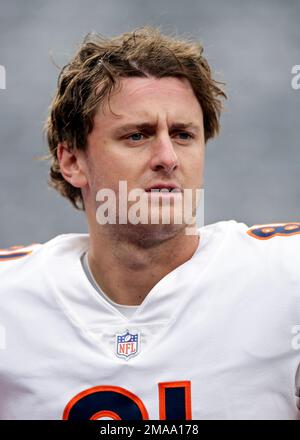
[81,75,205,243]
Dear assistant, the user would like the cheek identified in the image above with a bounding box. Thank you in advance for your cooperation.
[96,145,139,179]
[89,164,134,194]
[181,149,205,185]
[190,166,204,188]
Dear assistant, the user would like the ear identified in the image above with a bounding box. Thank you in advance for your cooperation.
[57,142,88,188]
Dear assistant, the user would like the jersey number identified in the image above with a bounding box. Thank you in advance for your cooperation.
[247,223,300,240]
[63,381,191,420]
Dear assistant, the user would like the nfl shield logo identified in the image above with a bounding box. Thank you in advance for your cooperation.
[116,330,139,360]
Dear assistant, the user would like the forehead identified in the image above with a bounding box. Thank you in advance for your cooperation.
[93,76,203,129]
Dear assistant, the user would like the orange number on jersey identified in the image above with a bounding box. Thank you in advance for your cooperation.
[247,223,300,240]
[63,381,192,420]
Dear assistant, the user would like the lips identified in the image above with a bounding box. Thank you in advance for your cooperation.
[145,183,182,192]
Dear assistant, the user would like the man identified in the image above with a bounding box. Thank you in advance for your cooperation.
[0,26,299,420]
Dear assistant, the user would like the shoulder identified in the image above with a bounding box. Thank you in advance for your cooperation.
[202,219,300,275]
[0,233,89,278]
[230,220,300,283]
[0,242,43,275]
[244,221,300,261]
[223,219,300,247]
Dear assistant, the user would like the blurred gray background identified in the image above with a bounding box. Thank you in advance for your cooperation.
[0,0,299,247]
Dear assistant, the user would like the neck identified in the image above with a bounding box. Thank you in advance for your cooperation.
[87,224,200,306]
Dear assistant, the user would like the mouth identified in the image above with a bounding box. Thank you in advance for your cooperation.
[145,184,183,193]
[145,190,182,195]
[145,189,183,198]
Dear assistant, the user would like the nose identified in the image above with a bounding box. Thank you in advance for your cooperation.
[149,133,179,174]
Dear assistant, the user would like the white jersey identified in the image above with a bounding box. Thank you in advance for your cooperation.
[0,219,300,420]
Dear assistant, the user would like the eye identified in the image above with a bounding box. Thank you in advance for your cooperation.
[126,132,145,141]
[175,131,193,140]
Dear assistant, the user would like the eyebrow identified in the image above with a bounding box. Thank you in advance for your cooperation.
[113,122,201,136]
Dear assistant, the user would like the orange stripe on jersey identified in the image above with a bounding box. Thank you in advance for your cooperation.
[0,242,39,252]
[0,251,33,261]
[63,385,149,420]
[90,410,121,420]
[247,222,300,240]
[0,242,40,261]
[158,381,192,420]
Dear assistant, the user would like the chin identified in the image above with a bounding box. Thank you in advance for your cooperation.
[110,221,187,249]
